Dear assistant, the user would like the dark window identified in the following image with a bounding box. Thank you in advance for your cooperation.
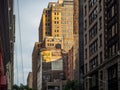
[99,17,102,30]
[107,5,115,21]
[85,48,87,59]
[89,0,97,9]
[108,64,118,90]
[99,70,103,87]
[85,63,87,73]
[89,39,98,56]
[89,23,97,40]
[89,56,98,70]
[100,52,103,64]
[89,7,97,24]
[89,73,98,90]
[84,20,87,31]
[99,34,102,47]
[85,34,87,45]
[99,0,102,12]
[84,5,87,16]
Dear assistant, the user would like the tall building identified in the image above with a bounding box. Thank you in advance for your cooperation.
[32,42,41,90]
[36,0,74,90]
[39,0,74,52]
[0,0,15,90]
[8,0,15,89]
[83,0,120,90]
[27,72,33,89]
[61,0,74,52]
[104,0,120,90]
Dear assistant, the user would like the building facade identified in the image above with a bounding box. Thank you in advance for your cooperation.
[83,0,120,90]
[27,72,33,89]
[61,0,74,52]
[78,0,84,90]
[39,0,74,52]
[34,0,74,90]
[62,47,74,80]
[0,0,15,90]
[32,42,41,90]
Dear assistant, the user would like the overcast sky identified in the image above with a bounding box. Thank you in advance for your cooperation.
[14,0,57,85]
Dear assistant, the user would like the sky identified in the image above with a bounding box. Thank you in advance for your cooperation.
[14,0,57,85]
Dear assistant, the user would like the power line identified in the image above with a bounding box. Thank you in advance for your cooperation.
[17,0,25,84]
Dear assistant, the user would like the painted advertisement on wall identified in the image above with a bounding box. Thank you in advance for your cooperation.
[41,49,62,62]
[41,50,51,62]
[51,49,62,62]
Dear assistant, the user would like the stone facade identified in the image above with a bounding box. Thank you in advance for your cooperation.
[83,0,120,90]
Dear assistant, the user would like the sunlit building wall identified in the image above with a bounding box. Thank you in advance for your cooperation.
[61,0,74,52]
[39,0,74,52]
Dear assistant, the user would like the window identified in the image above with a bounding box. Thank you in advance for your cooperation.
[85,48,87,59]
[99,34,102,47]
[89,0,97,9]
[99,70,103,87]
[89,23,97,40]
[85,34,87,45]
[107,5,115,21]
[112,25,115,37]
[89,40,98,56]
[85,63,88,73]
[100,52,103,64]
[89,56,98,70]
[108,64,118,90]
[108,64,117,80]
[99,0,102,12]
[84,20,87,31]
[84,5,87,16]
[57,21,59,24]
[108,23,118,40]
[109,43,118,56]
[112,5,115,17]
[89,7,97,25]
[99,17,102,30]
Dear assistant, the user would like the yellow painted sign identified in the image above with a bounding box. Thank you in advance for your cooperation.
[41,51,51,62]
[41,49,62,62]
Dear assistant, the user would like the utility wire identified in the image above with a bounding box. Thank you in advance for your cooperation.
[17,0,25,84]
